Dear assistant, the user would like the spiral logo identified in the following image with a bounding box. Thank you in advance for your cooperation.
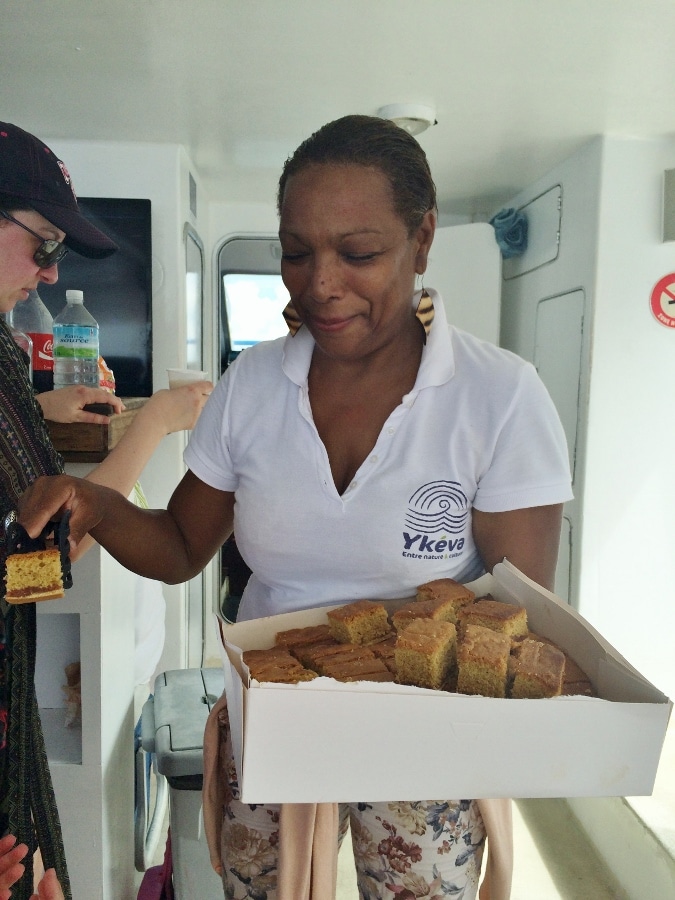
[405,481,469,535]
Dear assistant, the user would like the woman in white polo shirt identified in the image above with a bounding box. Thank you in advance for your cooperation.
[19,115,572,900]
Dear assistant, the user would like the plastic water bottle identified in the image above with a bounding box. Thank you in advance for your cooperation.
[8,289,54,392]
[52,290,100,389]
[2,316,34,383]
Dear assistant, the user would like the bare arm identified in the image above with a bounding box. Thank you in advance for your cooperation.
[62,383,210,560]
[18,470,234,584]
[472,504,563,591]
[85,383,211,495]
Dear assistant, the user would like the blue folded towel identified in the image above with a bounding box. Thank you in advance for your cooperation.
[489,208,528,258]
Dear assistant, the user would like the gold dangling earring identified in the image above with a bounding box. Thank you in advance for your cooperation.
[415,286,435,343]
[281,300,303,336]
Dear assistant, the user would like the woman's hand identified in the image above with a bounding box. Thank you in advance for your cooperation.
[0,834,27,900]
[36,386,125,425]
[142,382,213,434]
[0,835,64,900]
[31,868,64,900]
[18,474,108,550]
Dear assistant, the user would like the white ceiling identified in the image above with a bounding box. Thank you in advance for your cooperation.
[3,0,675,217]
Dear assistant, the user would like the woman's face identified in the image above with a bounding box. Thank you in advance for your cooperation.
[0,209,62,314]
[279,163,435,361]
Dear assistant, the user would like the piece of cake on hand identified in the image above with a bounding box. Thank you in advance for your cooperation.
[4,548,65,604]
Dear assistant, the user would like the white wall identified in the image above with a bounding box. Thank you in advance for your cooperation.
[582,135,675,699]
[209,199,279,257]
[500,135,675,701]
[499,138,603,607]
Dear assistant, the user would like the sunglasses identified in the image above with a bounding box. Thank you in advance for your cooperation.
[0,210,69,268]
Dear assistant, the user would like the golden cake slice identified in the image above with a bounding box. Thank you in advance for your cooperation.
[392,597,457,632]
[368,635,398,672]
[274,623,333,649]
[516,632,595,696]
[509,638,566,698]
[457,624,511,697]
[290,638,340,668]
[326,599,391,645]
[243,647,300,671]
[4,548,64,604]
[250,665,318,684]
[308,644,376,675]
[320,656,395,682]
[395,619,457,690]
[457,597,528,638]
[415,577,475,613]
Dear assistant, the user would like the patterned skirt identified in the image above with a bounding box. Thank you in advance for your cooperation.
[217,710,486,900]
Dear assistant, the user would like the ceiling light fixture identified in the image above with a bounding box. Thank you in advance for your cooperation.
[377,103,437,136]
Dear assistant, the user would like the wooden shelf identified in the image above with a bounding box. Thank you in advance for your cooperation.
[45,397,148,462]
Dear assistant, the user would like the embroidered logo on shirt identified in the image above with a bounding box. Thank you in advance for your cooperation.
[401,480,469,560]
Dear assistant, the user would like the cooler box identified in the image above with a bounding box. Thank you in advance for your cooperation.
[141,668,224,900]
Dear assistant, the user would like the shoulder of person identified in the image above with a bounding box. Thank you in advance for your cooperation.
[449,325,532,376]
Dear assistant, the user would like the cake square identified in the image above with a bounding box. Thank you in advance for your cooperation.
[392,597,457,632]
[509,638,566,699]
[457,597,528,638]
[415,578,475,613]
[4,548,64,604]
[369,635,398,672]
[320,656,394,682]
[308,644,376,675]
[274,624,333,649]
[250,665,318,684]
[326,599,391,645]
[243,648,300,671]
[395,619,457,690]
[457,624,511,698]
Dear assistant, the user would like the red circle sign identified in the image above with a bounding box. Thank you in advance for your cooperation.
[650,274,675,328]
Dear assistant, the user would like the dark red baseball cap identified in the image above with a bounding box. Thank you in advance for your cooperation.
[0,121,118,259]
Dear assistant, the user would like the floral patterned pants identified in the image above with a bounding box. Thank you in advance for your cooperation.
[219,795,485,899]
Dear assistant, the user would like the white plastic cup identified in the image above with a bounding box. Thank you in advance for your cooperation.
[167,368,208,389]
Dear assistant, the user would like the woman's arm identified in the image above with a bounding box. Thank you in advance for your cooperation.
[64,383,210,560]
[18,470,234,584]
[472,504,563,591]
[85,384,211,495]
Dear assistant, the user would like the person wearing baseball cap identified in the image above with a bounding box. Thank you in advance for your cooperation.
[0,123,211,899]
[0,120,127,425]
[0,120,117,900]
[0,120,117,264]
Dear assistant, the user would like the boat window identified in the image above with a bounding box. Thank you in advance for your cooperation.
[223,273,289,354]
[217,236,289,371]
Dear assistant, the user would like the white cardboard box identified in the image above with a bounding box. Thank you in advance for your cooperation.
[217,561,672,803]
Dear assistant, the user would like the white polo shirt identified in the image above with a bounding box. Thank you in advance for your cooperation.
[185,289,572,621]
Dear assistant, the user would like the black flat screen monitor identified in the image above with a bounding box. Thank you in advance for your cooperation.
[38,197,153,398]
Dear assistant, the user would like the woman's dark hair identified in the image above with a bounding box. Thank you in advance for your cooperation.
[277,115,437,234]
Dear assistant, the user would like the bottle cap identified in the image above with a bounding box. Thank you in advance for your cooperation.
[65,290,84,303]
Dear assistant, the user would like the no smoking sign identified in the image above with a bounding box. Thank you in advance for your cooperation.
[650,274,675,328]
